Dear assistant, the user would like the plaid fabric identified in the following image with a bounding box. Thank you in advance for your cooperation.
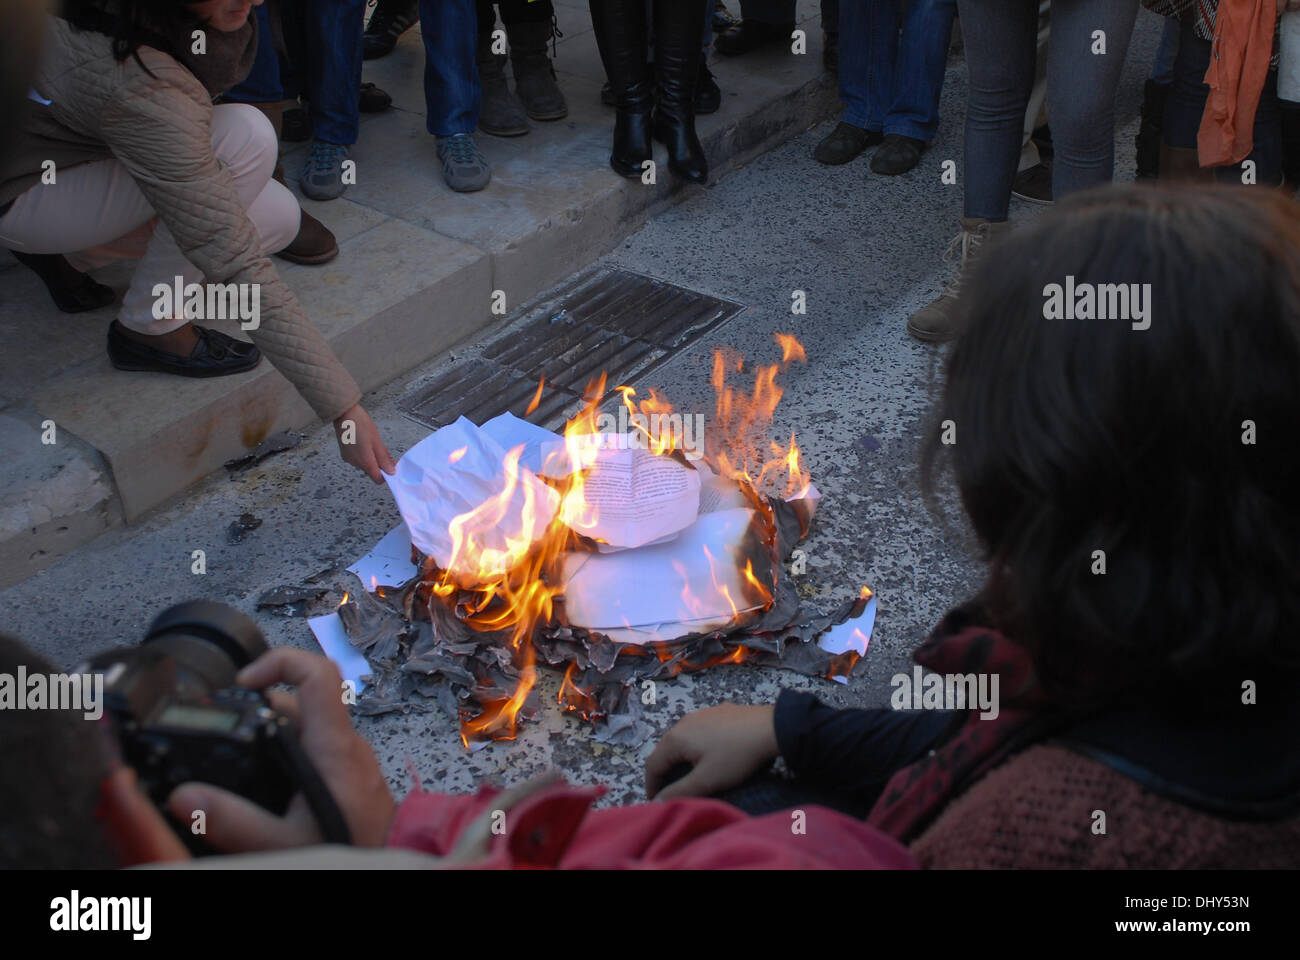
[1144,0,1218,42]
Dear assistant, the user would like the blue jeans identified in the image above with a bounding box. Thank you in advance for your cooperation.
[839,0,956,142]
[419,0,480,137]
[1163,21,1283,186]
[958,0,1137,221]
[1149,15,1179,86]
[223,1,366,146]
[224,4,284,102]
[299,0,368,145]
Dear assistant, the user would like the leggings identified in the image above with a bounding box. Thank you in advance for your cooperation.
[958,0,1138,221]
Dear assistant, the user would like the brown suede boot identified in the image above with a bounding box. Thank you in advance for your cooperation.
[250,101,339,265]
[1158,143,1214,184]
[907,217,1013,343]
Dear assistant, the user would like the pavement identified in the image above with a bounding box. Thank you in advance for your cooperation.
[0,0,838,588]
[0,11,1163,806]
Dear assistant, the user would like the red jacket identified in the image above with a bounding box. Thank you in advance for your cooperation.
[387,778,917,870]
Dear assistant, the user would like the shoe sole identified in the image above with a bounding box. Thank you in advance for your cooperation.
[1011,191,1053,205]
[108,354,262,378]
[276,244,339,266]
[525,107,569,122]
[300,183,348,201]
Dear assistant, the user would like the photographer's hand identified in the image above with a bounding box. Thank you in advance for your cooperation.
[167,648,396,852]
[645,704,779,801]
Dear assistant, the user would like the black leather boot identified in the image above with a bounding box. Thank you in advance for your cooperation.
[589,0,652,178]
[652,0,708,183]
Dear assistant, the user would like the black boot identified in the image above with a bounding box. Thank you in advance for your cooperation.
[590,0,653,178]
[652,0,708,183]
[1135,79,1170,182]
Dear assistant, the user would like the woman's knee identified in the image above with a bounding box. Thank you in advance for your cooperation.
[210,102,279,190]
[249,178,301,255]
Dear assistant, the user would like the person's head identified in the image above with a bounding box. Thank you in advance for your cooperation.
[0,633,188,867]
[61,0,260,65]
[924,185,1300,713]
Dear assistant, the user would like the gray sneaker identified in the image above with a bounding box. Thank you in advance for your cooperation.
[436,133,492,193]
[300,141,351,200]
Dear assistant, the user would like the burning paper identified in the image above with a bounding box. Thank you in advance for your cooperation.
[320,333,872,747]
[384,416,559,584]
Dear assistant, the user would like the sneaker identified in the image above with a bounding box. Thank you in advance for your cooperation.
[1011,161,1053,204]
[813,121,882,165]
[364,0,418,60]
[299,141,351,201]
[870,134,925,175]
[906,218,1011,343]
[436,133,491,192]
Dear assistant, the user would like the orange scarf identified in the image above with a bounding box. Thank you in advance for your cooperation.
[1198,0,1277,167]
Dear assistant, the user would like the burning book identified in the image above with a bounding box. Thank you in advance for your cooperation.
[312,334,874,748]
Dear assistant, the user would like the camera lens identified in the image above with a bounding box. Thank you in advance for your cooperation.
[141,601,269,698]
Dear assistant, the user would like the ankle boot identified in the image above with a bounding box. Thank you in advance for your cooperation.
[508,18,569,121]
[1158,142,1213,184]
[1135,79,1170,181]
[590,0,653,178]
[250,101,339,265]
[651,0,709,183]
[477,31,530,137]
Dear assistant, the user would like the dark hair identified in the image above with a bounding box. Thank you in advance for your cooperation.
[923,185,1300,713]
[0,633,118,867]
[61,0,204,69]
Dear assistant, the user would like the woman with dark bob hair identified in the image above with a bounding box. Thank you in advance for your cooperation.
[645,185,1300,867]
[0,0,394,481]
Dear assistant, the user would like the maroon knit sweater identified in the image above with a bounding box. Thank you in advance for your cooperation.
[909,744,1300,869]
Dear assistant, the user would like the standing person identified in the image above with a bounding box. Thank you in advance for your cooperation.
[417,0,492,192]
[1145,0,1287,185]
[0,0,394,482]
[476,0,568,138]
[907,0,1139,343]
[590,0,710,183]
[716,0,840,73]
[813,0,957,176]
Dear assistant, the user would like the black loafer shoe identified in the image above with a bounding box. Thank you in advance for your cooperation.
[813,121,882,165]
[107,321,262,378]
[12,252,117,313]
[869,134,925,175]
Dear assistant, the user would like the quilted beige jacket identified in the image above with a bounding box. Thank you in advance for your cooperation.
[2,16,360,423]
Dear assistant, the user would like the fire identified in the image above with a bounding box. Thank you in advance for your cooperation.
[419,336,813,746]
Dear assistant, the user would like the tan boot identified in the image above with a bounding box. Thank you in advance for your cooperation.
[249,101,339,265]
[907,217,1012,343]
[1158,143,1213,184]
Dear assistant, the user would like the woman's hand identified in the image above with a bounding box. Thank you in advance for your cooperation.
[645,704,780,801]
[334,402,396,483]
[167,648,397,852]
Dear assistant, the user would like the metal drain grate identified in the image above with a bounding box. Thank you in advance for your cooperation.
[399,267,745,430]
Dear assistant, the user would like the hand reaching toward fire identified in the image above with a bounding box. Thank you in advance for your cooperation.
[645,704,780,801]
[334,402,397,483]
[166,647,396,853]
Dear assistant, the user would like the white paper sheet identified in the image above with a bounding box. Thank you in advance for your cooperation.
[308,612,372,691]
[561,444,702,550]
[346,523,418,590]
[561,507,761,632]
[384,416,560,580]
[480,412,573,479]
[816,591,876,684]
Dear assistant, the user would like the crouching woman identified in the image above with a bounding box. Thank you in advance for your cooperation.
[0,0,393,481]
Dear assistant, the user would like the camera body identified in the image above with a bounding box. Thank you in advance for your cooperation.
[77,601,324,849]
